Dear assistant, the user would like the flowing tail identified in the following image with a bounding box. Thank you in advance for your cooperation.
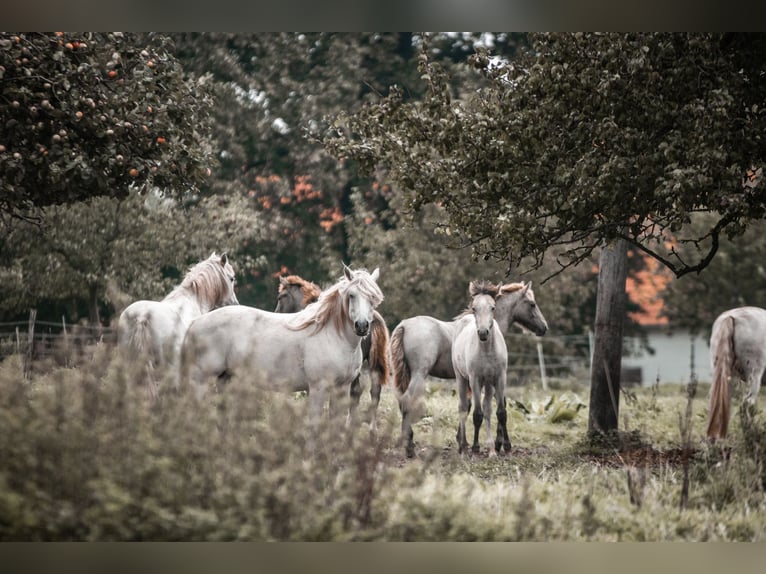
[368,311,391,385]
[707,316,735,440]
[118,311,159,399]
[390,323,411,394]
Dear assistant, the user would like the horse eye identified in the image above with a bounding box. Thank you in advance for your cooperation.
[529,301,536,308]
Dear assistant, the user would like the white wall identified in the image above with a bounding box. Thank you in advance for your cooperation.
[622,328,711,386]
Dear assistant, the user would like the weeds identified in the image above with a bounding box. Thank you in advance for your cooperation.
[0,351,765,540]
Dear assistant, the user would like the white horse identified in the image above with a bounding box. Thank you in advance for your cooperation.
[117,252,238,376]
[453,281,510,456]
[180,265,383,419]
[707,306,766,440]
[274,273,391,431]
[391,281,548,457]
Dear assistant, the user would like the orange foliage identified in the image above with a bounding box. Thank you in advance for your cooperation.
[625,253,672,326]
[319,206,344,232]
[293,175,320,201]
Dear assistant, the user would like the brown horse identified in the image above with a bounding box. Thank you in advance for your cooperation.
[274,273,391,431]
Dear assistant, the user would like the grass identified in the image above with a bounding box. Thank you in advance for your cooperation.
[0,349,765,541]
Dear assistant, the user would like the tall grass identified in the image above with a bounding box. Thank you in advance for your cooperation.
[0,350,764,540]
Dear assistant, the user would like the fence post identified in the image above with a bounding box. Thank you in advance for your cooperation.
[24,308,37,378]
[536,338,548,390]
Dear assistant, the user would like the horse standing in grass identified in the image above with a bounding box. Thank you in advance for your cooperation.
[453,281,510,456]
[180,265,383,420]
[391,281,548,457]
[273,273,390,431]
[707,306,766,440]
[118,252,238,377]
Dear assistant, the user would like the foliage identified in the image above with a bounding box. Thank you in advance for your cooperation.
[661,215,766,333]
[325,33,766,279]
[0,32,216,221]
[1,349,765,541]
[0,191,264,324]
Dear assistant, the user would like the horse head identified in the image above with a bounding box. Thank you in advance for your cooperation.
[497,281,547,336]
[217,252,239,306]
[343,264,382,337]
[275,275,320,313]
[468,280,500,342]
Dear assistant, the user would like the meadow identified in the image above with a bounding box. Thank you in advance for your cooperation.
[0,347,765,541]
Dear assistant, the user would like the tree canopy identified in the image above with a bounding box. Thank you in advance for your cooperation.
[325,33,766,279]
[0,32,215,222]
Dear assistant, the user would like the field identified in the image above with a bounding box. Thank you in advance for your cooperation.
[1,348,765,541]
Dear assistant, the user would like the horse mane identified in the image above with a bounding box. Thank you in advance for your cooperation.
[499,282,525,294]
[289,268,383,333]
[164,253,229,306]
[454,280,499,320]
[280,275,321,306]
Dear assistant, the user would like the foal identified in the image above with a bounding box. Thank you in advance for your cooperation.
[452,281,510,455]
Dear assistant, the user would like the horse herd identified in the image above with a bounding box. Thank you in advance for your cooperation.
[117,252,764,456]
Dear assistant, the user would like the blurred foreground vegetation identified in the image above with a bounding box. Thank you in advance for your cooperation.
[0,349,764,541]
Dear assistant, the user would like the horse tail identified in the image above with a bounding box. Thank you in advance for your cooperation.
[390,323,411,394]
[707,315,736,440]
[118,311,160,399]
[369,311,391,385]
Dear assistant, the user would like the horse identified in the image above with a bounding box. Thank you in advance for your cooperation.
[180,265,383,421]
[453,281,510,456]
[117,252,238,385]
[273,273,391,431]
[274,275,322,313]
[707,306,766,440]
[391,281,548,457]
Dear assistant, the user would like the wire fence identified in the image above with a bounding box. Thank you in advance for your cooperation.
[0,311,595,386]
[0,312,116,374]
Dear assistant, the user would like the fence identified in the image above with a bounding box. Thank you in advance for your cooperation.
[0,311,115,374]
[1,311,594,385]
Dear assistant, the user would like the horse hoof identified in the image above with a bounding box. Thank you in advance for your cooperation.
[405,444,416,458]
[471,445,481,454]
[503,442,512,453]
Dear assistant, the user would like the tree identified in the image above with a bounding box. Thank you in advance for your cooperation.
[0,191,264,325]
[661,215,766,333]
[0,32,216,223]
[324,33,766,439]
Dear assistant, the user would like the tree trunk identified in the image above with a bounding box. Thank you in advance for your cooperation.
[88,284,101,328]
[588,238,629,441]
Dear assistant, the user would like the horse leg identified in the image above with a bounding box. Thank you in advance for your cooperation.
[399,371,426,458]
[471,381,484,454]
[456,374,470,454]
[748,366,765,405]
[482,383,495,457]
[495,372,511,452]
[347,373,363,428]
[368,369,382,433]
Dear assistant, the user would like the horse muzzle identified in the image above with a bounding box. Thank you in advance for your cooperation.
[478,328,489,342]
[354,320,370,337]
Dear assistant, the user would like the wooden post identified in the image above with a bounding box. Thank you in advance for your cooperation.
[25,308,37,377]
[536,339,548,390]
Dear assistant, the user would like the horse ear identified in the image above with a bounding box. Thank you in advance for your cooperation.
[469,281,478,296]
[370,267,380,282]
[522,281,532,293]
[343,263,353,281]
[220,252,228,266]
